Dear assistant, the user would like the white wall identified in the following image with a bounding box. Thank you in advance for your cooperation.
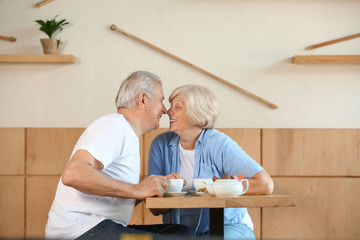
[0,0,359,128]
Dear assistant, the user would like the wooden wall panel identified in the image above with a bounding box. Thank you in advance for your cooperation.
[0,128,25,175]
[263,177,360,240]
[143,128,168,176]
[218,128,261,164]
[26,128,84,175]
[143,207,163,225]
[139,135,144,177]
[0,176,25,238]
[263,129,360,176]
[1,127,358,240]
[140,173,163,224]
[26,176,60,238]
[248,208,261,240]
[129,202,145,225]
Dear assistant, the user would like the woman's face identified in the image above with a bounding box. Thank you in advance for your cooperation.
[167,94,192,134]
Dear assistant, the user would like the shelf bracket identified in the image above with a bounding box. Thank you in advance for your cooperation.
[35,0,54,7]
[306,33,360,50]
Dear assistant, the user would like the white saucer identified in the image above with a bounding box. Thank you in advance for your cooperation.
[164,191,187,197]
[189,190,213,196]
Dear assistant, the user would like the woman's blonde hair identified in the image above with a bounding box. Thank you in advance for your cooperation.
[169,84,218,129]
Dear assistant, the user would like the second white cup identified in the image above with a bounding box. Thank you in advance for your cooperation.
[193,178,213,191]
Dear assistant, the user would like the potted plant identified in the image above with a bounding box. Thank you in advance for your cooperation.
[35,15,69,54]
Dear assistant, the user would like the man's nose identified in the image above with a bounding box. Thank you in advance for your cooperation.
[162,105,167,114]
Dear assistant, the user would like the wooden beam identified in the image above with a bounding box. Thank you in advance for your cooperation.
[110,24,278,109]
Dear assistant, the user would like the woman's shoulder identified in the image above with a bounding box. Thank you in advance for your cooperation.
[201,129,237,147]
[203,128,229,141]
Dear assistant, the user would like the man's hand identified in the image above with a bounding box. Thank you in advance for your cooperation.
[166,173,187,186]
[135,175,168,200]
[149,173,187,216]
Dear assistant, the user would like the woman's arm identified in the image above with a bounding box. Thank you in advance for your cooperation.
[213,133,274,194]
[243,169,274,195]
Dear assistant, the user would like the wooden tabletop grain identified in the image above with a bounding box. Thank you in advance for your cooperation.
[145,194,296,209]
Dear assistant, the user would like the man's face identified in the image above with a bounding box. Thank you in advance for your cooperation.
[146,83,167,130]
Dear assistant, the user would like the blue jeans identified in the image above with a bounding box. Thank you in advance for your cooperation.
[195,223,255,240]
[76,219,195,240]
[224,223,255,240]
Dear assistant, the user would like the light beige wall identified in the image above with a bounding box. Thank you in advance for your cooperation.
[0,0,360,128]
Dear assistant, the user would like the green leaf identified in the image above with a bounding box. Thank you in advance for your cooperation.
[34,15,70,39]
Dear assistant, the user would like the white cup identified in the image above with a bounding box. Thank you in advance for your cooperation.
[166,179,184,193]
[193,178,213,191]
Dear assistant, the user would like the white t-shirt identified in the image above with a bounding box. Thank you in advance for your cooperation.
[179,143,202,231]
[179,142,195,191]
[45,113,140,239]
[178,142,254,231]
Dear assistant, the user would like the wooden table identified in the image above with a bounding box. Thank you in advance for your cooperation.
[146,194,296,239]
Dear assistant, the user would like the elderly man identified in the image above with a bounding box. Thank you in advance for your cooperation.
[45,71,193,240]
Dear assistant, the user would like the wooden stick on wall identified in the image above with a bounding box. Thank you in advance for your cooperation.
[35,0,54,7]
[0,36,16,42]
[110,25,277,109]
[306,33,360,50]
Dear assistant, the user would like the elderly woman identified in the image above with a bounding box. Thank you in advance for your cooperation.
[148,84,274,240]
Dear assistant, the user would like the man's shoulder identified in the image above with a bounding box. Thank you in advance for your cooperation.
[89,113,126,128]
[95,113,124,122]
[85,113,135,138]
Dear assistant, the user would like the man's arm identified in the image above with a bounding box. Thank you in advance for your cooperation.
[61,149,168,200]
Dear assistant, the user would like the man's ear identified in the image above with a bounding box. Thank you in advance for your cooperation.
[139,93,147,110]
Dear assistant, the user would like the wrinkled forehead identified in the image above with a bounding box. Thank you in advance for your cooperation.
[170,93,187,105]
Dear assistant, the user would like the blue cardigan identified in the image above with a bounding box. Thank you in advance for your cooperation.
[148,129,263,234]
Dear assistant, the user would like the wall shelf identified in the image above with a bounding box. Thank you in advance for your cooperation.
[292,55,360,64]
[0,54,75,63]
